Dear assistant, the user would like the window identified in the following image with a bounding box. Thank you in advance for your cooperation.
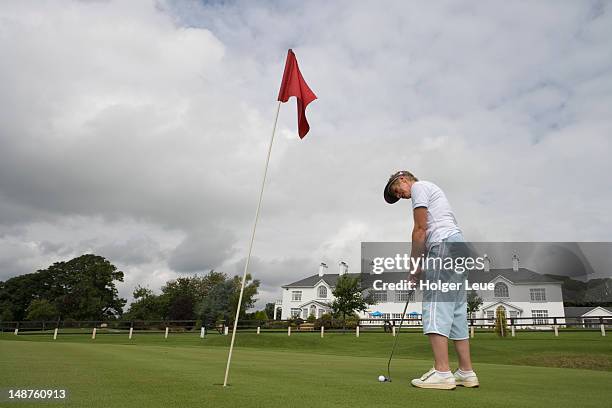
[494,282,509,298]
[372,291,387,302]
[530,288,546,302]
[381,313,390,319]
[290,308,301,317]
[302,309,308,319]
[318,286,327,298]
[509,311,518,319]
[392,313,403,319]
[532,310,549,325]
[291,291,302,301]
[395,291,414,302]
[486,310,495,323]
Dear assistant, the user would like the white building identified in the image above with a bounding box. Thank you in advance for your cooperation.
[276,256,566,326]
[563,306,612,327]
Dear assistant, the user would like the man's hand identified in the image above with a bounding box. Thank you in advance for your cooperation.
[409,267,421,287]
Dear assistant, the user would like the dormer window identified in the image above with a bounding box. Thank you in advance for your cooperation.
[318,286,327,298]
[494,282,509,298]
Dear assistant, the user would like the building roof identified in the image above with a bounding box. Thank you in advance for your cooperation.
[468,268,562,284]
[564,306,612,317]
[282,268,562,288]
[298,300,331,309]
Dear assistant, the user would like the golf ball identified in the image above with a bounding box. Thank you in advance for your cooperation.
[378,375,386,382]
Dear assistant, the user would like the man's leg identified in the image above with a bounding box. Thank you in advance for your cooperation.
[453,339,473,371]
[428,333,450,371]
[412,333,456,389]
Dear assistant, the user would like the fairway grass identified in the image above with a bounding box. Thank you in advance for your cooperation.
[1,332,612,407]
[4,329,612,370]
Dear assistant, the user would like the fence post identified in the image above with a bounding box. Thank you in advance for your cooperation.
[92,327,96,339]
[224,326,229,336]
[553,318,559,337]
[14,328,18,336]
[356,325,360,337]
[511,325,515,337]
[320,326,324,338]
[256,326,260,335]
[165,327,169,339]
[200,326,206,338]
[470,326,474,338]
[288,326,291,336]
[129,326,133,339]
[601,318,606,337]
[53,328,58,340]
[392,326,396,337]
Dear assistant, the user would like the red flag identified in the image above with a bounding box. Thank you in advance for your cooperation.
[277,49,317,139]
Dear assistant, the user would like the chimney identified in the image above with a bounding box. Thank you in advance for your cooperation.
[339,261,348,275]
[483,254,490,272]
[512,254,519,272]
[318,262,328,277]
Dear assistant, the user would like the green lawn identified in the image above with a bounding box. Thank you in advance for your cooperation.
[1,331,611,407]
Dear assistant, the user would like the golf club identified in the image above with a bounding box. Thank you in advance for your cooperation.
[380,289,415,383]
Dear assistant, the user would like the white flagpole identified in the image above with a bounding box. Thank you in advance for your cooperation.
[223,100,282,387]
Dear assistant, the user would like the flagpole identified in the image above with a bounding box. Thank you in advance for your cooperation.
[223,100,282,387]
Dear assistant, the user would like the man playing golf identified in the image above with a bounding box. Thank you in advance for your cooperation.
[384,170,479,390]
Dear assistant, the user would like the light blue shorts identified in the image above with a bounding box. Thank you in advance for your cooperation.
[422,232,469,340]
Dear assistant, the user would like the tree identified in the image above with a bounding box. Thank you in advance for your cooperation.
[194,273,260,327]
[0,302,14,321]
[330,275,373,329]
[195,279,235,327]
[253,310,268,321]
[124,286,165,321]
[167,295,195,321]
[229,274,260,321]
[0,272,53,321]
[0,254,126,321]
[160,271,228,320]
[25,299,59,321]
[264,302,275,320]
[50,254,126,320]
[467,291,483,319]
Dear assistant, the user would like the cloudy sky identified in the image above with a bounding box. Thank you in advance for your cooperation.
[0,0,611,309]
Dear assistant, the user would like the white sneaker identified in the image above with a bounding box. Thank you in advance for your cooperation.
[411,368,456,390]
[453,369,479,388]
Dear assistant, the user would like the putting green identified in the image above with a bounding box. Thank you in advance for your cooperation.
[1,332,611,407]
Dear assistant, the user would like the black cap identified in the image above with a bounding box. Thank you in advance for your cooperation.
[383,171,412,204]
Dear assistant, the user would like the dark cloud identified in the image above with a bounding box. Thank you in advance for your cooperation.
[0,1,611,308]
[168,227,237,273]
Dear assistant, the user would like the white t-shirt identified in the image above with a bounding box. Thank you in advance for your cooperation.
[410,180,462,250]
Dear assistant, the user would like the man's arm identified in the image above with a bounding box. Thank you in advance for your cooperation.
[410,207,428,280]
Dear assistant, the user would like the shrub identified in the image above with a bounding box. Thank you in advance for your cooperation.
[344,313,360,329]
[288,317,304,327]
[494,307,509,337]
[314,313,333,329]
